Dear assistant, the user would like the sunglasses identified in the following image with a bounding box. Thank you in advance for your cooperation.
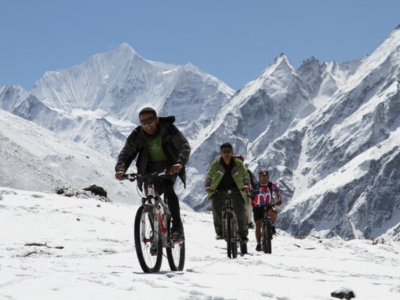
[221,148,232,154]
[140,117,156,125]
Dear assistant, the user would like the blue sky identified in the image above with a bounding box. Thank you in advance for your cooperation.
[1,0,400,91]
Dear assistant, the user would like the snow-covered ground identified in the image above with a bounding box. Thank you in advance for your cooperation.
[1,187,399,300]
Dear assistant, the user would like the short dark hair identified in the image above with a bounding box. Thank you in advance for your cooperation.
[220,142,233,150]
[139,107,157,118]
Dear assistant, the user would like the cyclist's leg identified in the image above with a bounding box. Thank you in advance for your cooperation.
[245,196,254,227]
[268,207,278,225]
[268,207,278,234]
[253,207,263,244]
[211,194,224,237]
[162,176,183,236]
[231,193,248,241]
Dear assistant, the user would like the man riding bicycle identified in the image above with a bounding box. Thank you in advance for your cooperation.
[205,143,250,246]
[115,107,190,239]
[252,169,282,251]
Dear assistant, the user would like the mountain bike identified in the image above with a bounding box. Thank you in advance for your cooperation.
[123,171,185,273]
[213,189,247,258]
[261,203,276,254]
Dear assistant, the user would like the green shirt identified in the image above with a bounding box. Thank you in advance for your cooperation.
[147,134,168,162]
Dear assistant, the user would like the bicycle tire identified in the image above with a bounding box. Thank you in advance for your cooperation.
[262,221,272,254]
[226,213,232,258]
[134,205,163,273]
[226,213,238,259]
[230,216,238,258]
[166,214,185,271]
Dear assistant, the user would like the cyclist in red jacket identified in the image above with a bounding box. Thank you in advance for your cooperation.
[252,169,282,251]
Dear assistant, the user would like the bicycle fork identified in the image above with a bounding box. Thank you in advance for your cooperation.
[222,209,238,242]
[262,216,273,241]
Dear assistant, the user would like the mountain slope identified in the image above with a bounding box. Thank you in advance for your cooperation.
[0,109,137,204]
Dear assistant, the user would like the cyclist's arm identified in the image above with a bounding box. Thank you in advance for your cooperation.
[275,190,283,206]
[238,161,250,191]
[273,183,283,206]
[115,129,140,175]
[205,159,219,192]
[170,125,191,166]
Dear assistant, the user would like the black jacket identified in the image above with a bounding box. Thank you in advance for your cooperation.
[115,116,191,188]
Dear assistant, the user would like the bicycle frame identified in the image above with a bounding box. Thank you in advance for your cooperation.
[141,181,171,248]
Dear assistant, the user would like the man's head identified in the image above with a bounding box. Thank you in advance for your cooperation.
[258,168,269,184]
[139,107,159,134]
[220,142,233,160]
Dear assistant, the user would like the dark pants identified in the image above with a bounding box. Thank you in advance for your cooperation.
[145,162,181,226]
[211,192,248,239]
[162,176,181,223]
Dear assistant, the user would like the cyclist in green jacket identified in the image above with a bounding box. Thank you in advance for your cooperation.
[115,107,190,239]
[205,143,250,244]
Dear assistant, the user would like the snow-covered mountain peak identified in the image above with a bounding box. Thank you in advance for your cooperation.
[0,85,30,111]
[101,43,150,67]
[235,53,299,102]
[298,56,321,74]
[262,53,295,77]
[343,24,400,91]
[180,62,201,73]
[114,42,137,54]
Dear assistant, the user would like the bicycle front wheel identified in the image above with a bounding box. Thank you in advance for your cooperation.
[261,221,272,254]
[226,213,238,259]
[134,206,162,273]
[166,216,185,271]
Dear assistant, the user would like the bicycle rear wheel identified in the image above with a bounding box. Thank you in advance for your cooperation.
[261,221,272,254]
[166,216,185,271]
[134,206,162,273]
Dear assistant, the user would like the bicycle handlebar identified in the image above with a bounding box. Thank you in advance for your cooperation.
[122,170,168,182]
[210,189,241,196]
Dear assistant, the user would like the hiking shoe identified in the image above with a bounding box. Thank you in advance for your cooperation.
[171,218,184,237]
[171,229,184,240]
[170,223,184,240]
[216,234,224,240]
[255,244,262,252]
[240,242,248,254]
[247,222,255,229]
[272,226,276,235]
